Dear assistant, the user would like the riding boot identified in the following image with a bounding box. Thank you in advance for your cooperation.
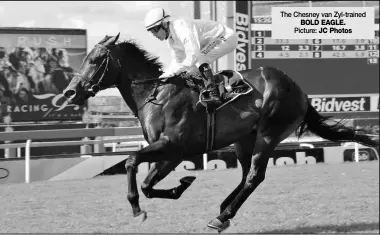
[199,63,222,106]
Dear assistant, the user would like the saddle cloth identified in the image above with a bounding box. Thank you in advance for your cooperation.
[183,70,254,110]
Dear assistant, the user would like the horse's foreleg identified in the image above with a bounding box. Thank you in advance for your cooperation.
[125,136,184,220]
[141,160,196,199]
[125,155,146,220]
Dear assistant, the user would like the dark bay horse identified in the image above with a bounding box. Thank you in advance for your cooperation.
[63,34,378,232]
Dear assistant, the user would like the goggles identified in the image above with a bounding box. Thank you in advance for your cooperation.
[148,25,162,34]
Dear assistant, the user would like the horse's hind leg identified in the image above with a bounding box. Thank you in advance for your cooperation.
[208,98,306,232]
[219,131,257,214]
[208,136,275,232]
[141,160,196,199]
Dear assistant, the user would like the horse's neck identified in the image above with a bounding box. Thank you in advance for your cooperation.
[118,72,159,118]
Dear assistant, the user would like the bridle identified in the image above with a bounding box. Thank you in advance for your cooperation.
[80,44,122,97]
[76,42,179,117]
[79,43,171,94]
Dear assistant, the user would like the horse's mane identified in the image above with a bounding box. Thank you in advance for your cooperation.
[116,39,164,75]
[109,37,203,91]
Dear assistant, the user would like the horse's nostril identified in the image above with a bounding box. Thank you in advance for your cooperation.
[91,84,100,93]
[64,90,76,99]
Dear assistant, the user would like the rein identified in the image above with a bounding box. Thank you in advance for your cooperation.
[131,72,190,114]
[131,77,167,85]
[131,75,174,115]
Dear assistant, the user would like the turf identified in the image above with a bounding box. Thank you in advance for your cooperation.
[0,161,378,233]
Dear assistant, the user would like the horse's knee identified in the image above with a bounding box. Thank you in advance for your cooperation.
[245,173,265,188]
[125,156,137,171]
[141,183,153,198]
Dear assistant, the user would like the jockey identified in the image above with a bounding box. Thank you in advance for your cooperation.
[144,8,238,105]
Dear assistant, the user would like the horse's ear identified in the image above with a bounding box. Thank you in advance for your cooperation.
[107,33,120,45]
[113,33,120,44]
[99,35,110,44]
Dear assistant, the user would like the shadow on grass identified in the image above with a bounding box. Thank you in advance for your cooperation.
[257,222,379,233]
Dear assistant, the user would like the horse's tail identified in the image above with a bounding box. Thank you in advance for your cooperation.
[296,102,379,148]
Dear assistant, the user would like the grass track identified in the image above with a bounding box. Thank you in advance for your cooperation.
[0,162,378,233]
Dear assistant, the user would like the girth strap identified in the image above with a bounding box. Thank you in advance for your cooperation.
[205,107,216,153]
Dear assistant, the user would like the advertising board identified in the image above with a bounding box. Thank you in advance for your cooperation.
[307,93,379,113]
[234,2,379,96]
[135,148,326,174]
[134,145,378,174]
[0,27,87,122]
[343,148,379,162]
[235,1,251,71]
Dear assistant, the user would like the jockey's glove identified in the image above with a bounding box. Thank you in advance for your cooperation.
[159,70,179,79]
[159,73,174,79]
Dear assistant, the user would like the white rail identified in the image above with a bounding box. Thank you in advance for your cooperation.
[0,127,146,183]
[1,127,378,183]
[25,139,31,184]
[0,136,145,149]
[0,127,143,142]
[0,137,145,184]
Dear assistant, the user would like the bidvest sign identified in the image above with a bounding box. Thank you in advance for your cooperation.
[235,1,251,71]
[308,94,379,113]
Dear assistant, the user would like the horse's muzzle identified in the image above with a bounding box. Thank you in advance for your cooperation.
[90,84,100,94]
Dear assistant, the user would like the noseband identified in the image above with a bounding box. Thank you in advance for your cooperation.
[82,44,122,96]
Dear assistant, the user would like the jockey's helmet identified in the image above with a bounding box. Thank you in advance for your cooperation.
[144,8,170,31]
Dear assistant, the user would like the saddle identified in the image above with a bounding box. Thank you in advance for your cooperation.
[181,70,255,153]
[182,70,254,110]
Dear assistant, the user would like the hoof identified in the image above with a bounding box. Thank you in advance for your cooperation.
[179,176,196,186]
[207,218,230,233]
[133,210,147,224]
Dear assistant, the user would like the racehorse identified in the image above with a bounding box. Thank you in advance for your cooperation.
[63,34,378,232]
